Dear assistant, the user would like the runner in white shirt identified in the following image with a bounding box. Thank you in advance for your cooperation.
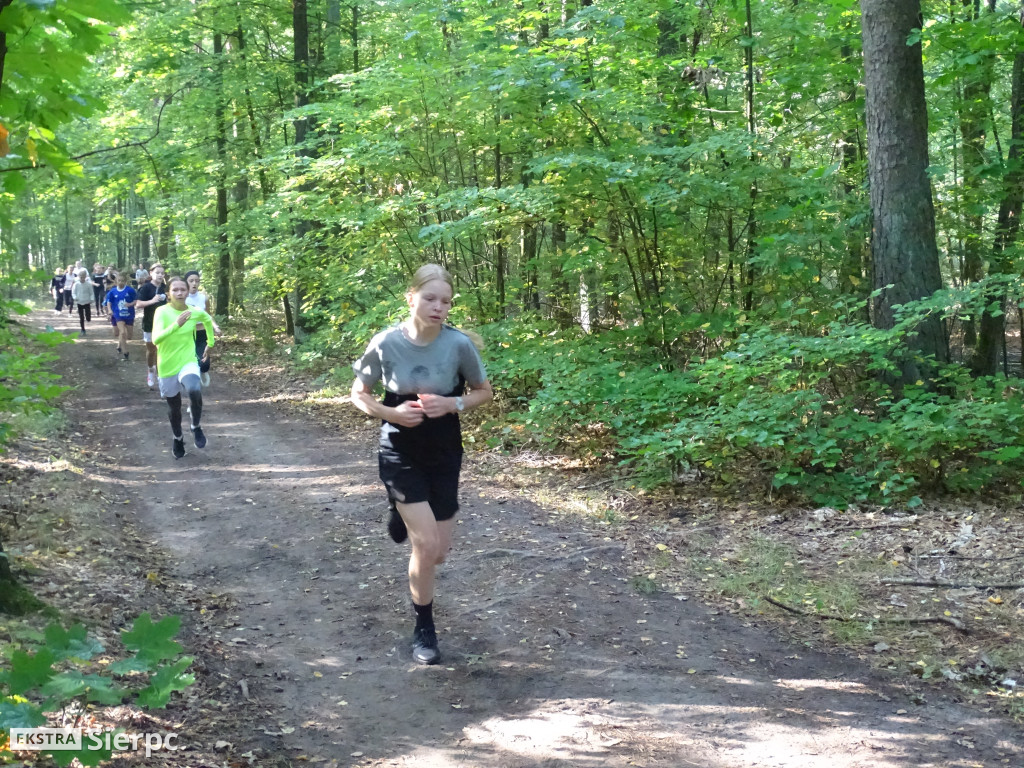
[184,271,222,387]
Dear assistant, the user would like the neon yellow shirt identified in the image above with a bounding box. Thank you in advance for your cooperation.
[152,304,216,378]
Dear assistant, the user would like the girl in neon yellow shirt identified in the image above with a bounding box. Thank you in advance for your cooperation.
[153,276,216,458]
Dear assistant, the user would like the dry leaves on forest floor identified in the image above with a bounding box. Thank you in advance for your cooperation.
[0,442,271,767]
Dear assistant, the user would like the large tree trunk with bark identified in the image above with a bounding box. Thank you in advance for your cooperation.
[860,0,948,379]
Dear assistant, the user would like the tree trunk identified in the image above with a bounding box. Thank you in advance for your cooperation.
[291,0,312,341]
[235,17,274,201]
[326,0,341,67]
[0,0,12,97]
[213,32,231,320]
[742,0,758,313]
[860,0,948,378]
[958,0,994,349]
[839,39,869,320]
[973,6,1024,376]
[232,176,249,313]
[493,137,505,315]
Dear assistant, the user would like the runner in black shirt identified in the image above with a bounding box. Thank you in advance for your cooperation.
[135,264,168,390]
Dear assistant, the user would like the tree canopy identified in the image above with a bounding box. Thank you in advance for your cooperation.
[3,0,1024,505]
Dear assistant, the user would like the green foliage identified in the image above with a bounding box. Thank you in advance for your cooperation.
[0,293,68,451]
[0,613,194,764]
[0,0,131,192]
[483,286,1024,507]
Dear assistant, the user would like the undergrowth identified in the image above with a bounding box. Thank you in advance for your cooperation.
[269,279,1024,508]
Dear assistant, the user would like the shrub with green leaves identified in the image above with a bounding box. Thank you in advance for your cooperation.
[0,614,194,766]
[0,294,68,450]
[480,289,1024,507]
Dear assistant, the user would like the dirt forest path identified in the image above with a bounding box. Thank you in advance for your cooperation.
[40,309,1021,768]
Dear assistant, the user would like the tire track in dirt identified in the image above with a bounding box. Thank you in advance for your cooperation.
[45,310,1022,768]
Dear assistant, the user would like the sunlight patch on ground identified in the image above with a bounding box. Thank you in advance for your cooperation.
[461,710,620,761]
[771,678,869,692]
[439,698,980,768]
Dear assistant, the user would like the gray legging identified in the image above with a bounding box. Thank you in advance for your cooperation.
[166,374,203,436]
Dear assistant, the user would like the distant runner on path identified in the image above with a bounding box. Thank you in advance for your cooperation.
[91,263,107,317]
[184,270,221,388]
[71,269,94,337]
[350,263,493,666]
[153,276,216,459]
[104,271,137,361]
[61,266,75,317]
[50,269,66,313]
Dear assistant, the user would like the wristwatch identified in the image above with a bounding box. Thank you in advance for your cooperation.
[455,396,465,412]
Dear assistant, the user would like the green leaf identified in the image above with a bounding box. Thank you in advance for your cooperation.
[107,657,154,675]
[120,613,183,667]
[0,696,47,729]
[44,623,104,661]
[6,648,56,695]
[41,672,126,706]
[49,737,115,767]
[134,657,194,709]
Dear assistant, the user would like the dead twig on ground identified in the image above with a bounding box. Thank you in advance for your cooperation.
[466,544,625,562]
[881,579,1024,589]
[763,595,968,633]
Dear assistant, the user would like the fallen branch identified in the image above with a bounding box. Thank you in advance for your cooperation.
[881,579,1024,589]
[467,544,625,562]
[918,553,1024,562]
[763,595,968,633]
[821,520,919,535]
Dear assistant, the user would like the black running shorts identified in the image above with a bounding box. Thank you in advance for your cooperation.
[378,448,462,521]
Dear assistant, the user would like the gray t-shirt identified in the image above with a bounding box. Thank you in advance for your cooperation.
[353,325,487,395]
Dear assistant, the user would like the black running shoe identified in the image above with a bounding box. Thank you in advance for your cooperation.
[411,626,440,665]
[191,426,207,449]
[172,437,185,459]
[387,507,408,543]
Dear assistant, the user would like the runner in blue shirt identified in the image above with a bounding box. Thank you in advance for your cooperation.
[104,271,137,361]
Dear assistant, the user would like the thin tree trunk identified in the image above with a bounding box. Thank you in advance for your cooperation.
[291,0,312,340]
[973,5,1024,375]
[743,0,758,313]
[958,0,994,350]
[0,0,12,96]
[839,39,869,321]
[494,135,505,315]
[213,32,231,319]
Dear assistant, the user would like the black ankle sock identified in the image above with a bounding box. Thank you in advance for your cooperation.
[413,601,434,630]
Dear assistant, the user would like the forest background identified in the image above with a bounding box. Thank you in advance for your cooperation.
[3,0,1024,509]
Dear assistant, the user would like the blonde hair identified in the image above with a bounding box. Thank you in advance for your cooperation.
[78,269,89,279]
[408,263,453,293]
[408,263,484,350]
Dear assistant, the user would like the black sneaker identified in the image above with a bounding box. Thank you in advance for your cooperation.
[411,626,440,665]
[172,437,185,459]
[387,508,408,543]
[191,426,207,449]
